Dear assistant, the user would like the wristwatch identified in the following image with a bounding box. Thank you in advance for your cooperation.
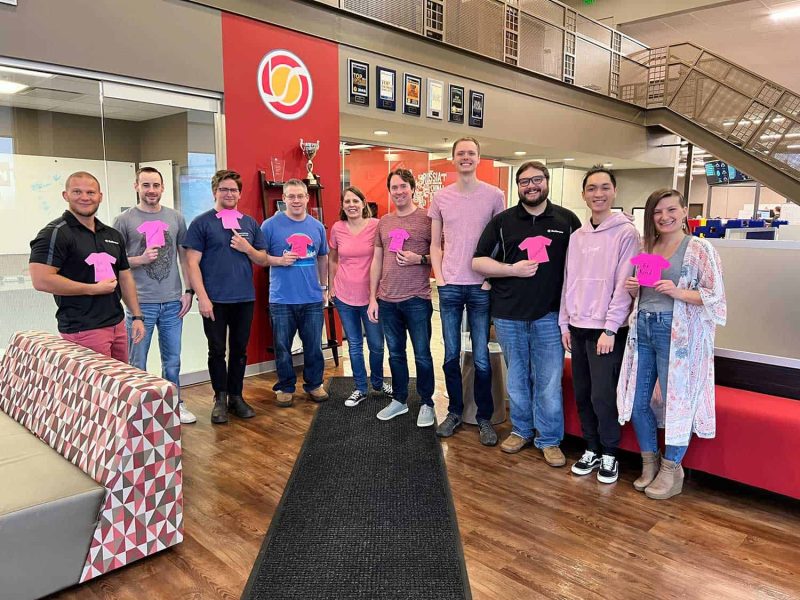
[320,285,329,290]
[184,288,195,295]
[132,315,145,322]
[420,254,428,265]
[603,329,616,337]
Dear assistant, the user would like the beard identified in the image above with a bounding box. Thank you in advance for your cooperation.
[519,188,548,208]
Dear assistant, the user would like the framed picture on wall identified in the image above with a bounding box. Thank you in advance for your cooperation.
[468,90,485,128]
[376,66,396,111]
[449,84,465,123]
[427,78,444,119]
[403,73,422,116]
[348,59,369,106]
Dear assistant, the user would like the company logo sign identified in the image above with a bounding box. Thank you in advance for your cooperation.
[257,49,313,120]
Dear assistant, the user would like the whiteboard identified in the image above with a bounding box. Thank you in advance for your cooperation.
[0,154,136,254]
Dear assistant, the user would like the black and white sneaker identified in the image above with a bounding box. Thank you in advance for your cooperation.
[597,454,619,484]
[571,450,601,476]
[344,390,367,407]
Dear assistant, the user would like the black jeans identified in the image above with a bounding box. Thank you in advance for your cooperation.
[202,301,255,395]
[569,325,628,456]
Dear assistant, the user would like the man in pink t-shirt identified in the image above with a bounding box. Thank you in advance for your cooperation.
[428,137,505,446]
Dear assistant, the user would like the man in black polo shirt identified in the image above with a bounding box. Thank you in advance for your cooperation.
[473,161,581,466]
[29,171,144,361]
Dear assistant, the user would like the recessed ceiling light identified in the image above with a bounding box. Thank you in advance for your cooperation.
[0,66,55,78]
[563,158,575,161]
[0,81,29,94]
[373,130,389,136]
[514,151,526,156]
[770,6,800,20]
[602,162,613,168]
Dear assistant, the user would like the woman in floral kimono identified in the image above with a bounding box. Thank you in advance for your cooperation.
[617,189,726,500]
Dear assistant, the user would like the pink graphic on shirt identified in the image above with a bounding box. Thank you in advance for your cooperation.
[387,228,410,252]
[216,209,243,230]
[287,233,313,257]
[85,252,117,282]
[519,236,551,263]
[631,253,671,287]
[136,220,169,247]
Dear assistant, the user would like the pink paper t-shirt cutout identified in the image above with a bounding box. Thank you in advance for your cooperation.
[287,233,313,257]
[85,252,117,282]
[387,228,410,252]
[136,220,169,248]
[216,209,243,230]
[631,253,671,287]
[519,236,551,263]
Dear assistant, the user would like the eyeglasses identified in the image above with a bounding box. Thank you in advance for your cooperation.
[217,187,240,194]
[518,176,546,186]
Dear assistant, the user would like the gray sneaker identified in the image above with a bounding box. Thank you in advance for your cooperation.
[417,404,435,428]
[436,413,462,437]
[377,399,409,421]
[478,420,498,446]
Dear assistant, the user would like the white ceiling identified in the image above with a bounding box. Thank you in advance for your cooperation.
[621,0,800,92]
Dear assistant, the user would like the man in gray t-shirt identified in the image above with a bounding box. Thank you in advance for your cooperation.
[113,167,196,424]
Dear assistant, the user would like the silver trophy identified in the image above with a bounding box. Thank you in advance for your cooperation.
[299,138,320,186]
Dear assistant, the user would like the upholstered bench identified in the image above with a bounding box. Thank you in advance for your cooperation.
[0,331,184,598]
[562,358,800,499]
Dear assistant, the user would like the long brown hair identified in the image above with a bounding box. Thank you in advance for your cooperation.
[643,188,688,252]
[339,186,372,220]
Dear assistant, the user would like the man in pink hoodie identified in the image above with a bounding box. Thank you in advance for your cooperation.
[560,166,640,484]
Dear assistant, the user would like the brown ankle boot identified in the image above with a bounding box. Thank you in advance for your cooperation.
[633,451,660,492]
[645,458,684,500]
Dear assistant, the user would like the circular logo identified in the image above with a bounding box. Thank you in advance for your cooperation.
[257,49,313,121]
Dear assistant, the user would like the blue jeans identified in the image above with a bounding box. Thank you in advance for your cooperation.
[378,297,434,407]
[438,284,493,422]
[126,301,183,402]
[270,302,325,393]
[495,312,564,447]
[631,311,687,464]
[333,297,385,393]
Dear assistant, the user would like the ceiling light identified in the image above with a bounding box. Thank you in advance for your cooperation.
[787,144,800,149]
[563,158,575,161]
[602,162,613,168]
[514,151,526,156]
[770,5,800,20]
[0,66,55,78]
[0,81,29,94]
[373,130,389,136]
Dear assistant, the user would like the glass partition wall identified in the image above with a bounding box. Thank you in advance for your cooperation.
[0,60,223,384]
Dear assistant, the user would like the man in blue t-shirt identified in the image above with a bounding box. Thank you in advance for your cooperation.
[261,178,329,407]
[183,169,268,424]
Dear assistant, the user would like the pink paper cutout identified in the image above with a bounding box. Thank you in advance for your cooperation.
[519,236,551,263]
[631,253,671,287]
[85,252,117,282]
[136,220,169,248]
[387,228,410,252]
[287,233,313,257]
[216,209,243,230]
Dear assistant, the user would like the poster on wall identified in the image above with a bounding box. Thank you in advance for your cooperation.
[427,79,444,120]
[376,66,396,111]
[449,85,465,124]
[403,73,422,116]
[469,90,485,128]
[348,59,369,106]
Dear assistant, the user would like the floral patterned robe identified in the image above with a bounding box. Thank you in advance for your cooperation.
[617,236,727,446]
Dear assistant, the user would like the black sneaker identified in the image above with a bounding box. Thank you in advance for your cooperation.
[436,413,462,437]
[344,390,367,407]
[597,454,619,484]
[477,420,498,446]
[571,450,601,476]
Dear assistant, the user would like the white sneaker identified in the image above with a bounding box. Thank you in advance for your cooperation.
[417,405,435,428]
[179,404,197,424]
[376,399,409,421]
[344,390,367,407]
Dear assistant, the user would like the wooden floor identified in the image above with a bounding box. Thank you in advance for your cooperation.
[51,339,800,599]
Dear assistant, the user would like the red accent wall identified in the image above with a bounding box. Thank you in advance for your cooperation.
[222,14,341,363]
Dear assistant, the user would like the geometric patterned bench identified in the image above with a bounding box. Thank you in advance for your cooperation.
[0,331,183,587]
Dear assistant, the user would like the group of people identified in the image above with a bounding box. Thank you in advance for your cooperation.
[29,134,726,500]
